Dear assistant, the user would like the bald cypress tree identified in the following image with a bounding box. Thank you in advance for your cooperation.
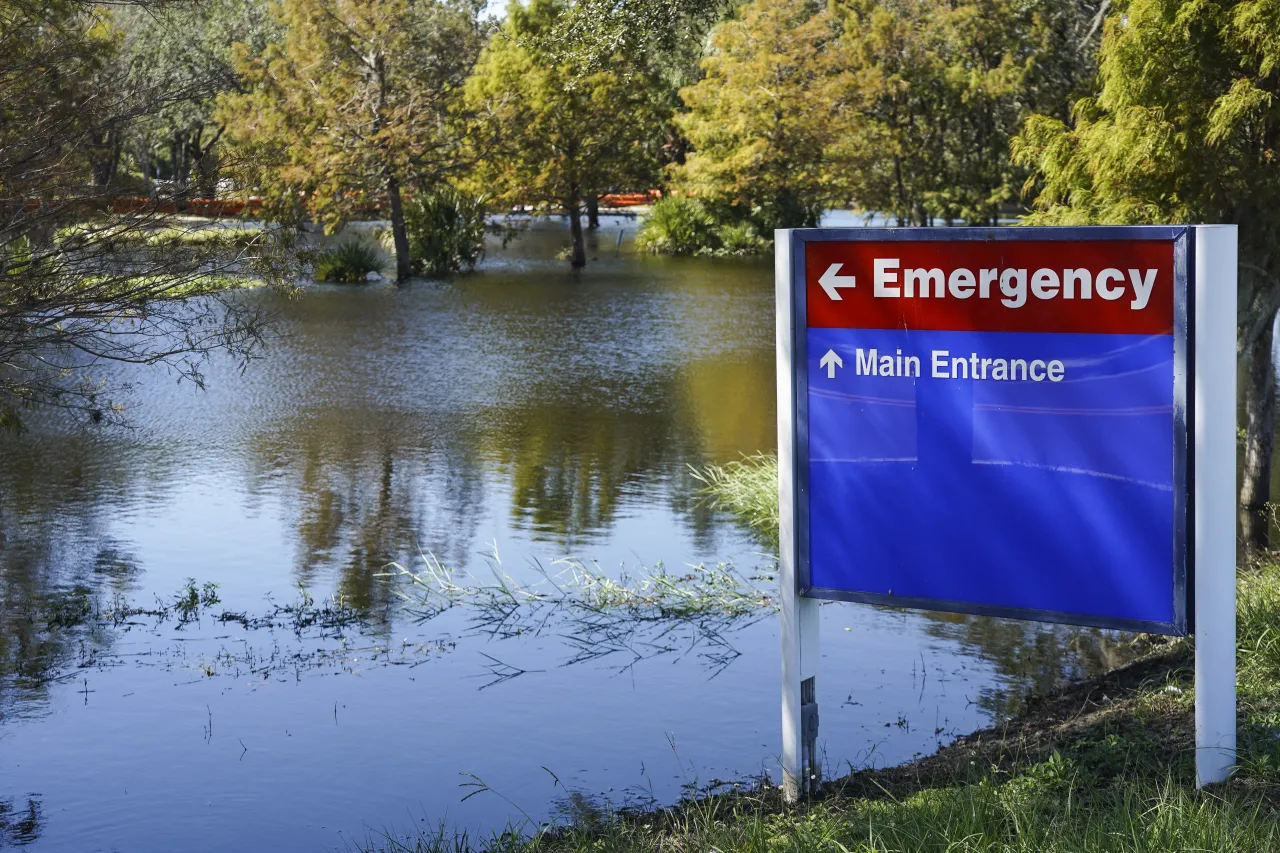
[218,0,484,282]
[464,0,672,269]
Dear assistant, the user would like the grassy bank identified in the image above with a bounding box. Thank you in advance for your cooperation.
[363,455,1280,852]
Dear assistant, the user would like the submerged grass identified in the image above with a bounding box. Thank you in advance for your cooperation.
[384,551,773,676]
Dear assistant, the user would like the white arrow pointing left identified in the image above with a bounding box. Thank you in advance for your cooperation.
[819,263,857,300]
[819,348,843,379]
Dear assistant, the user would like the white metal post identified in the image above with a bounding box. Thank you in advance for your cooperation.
[1194,225,1237,787]
[777,231,822,802]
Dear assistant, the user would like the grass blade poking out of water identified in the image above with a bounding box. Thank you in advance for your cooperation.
[690,453,779,549]
[381,550,775,675]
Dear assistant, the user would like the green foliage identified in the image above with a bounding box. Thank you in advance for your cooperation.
[715,221,767,255]
[674,0,842,232]
[636,198,718,254]
[636,197,768,255]
[825,0,1102,226]
[1011,0,1280,285]
[111,0,278,195]
[533,0,731,73]
[312,241,386,284]
[672,0,1107,229]
[464,0,675,266]
[400,186,488,277]
[219,0,484,278]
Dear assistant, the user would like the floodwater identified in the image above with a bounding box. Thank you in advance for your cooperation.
[1,215,1131,852]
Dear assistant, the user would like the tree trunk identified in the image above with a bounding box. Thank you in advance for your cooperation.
[136,137,154,198]
[587,193,600,229]
[89,131,121,187]
[567,191,586,268]
[1241,314,1277,553]
[171,131,191,211]
[387,173,412,282]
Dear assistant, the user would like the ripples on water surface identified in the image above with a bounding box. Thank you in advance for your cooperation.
[0,216,1133,852]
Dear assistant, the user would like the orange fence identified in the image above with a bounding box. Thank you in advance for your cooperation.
[99,190,661,217]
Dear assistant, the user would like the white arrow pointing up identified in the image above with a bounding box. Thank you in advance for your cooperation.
[819,348,843,379]
[819,263,857,300]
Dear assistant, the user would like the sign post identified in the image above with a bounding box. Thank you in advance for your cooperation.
[776,226,1237,801]
[1193,226,1237,787]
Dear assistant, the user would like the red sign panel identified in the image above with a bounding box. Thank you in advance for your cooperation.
[805,240,1175,335]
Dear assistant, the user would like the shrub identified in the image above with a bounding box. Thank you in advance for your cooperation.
[636,197,719,255]
[637,197,770,256]
[311,240,385,283]
[399,186,488,278]
[716,221,767,255]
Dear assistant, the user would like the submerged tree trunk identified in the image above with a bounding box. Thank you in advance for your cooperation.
[567,190,586,269]
[386,173,413,282]
[587,193,600,229]
[1241,315,1277,553]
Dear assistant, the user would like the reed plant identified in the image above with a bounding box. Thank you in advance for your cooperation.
[691,453,779,548]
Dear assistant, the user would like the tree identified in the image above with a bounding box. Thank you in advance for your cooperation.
[113,0,278,199]
[671,0,1108,233]
[0,0,281,428]
[1011,0,1280,550]
[218,0,484,281]
[674,0,851,232]
[465,0,673,268]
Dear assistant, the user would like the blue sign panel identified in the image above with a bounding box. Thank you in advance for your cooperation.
[789,228,1190,634]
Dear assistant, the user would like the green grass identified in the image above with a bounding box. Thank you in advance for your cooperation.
[386,551,771,620]
[358,451,1280,853]
[56,218,266,249]
[136,222,264,248]
[77,272,266,298]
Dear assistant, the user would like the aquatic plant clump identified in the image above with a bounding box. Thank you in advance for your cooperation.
[398,186,489,278]
[635,198,769,257]
[383,551,775,673]
[312,240,387,283]
[635,197,719,255]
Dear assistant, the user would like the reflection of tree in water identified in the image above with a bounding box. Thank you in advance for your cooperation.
[487,396,694,545]
[478,347,776,550]
[0,796,43,847]
[243,408,489,621]
[0,438,148,721]
[922,612,1137,717]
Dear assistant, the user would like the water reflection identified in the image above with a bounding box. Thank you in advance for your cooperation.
[922,614,1138,717]
[0,796,43,847]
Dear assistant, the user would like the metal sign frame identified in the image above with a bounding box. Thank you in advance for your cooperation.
[776,225,1237,802]
[785,226,1191,635]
